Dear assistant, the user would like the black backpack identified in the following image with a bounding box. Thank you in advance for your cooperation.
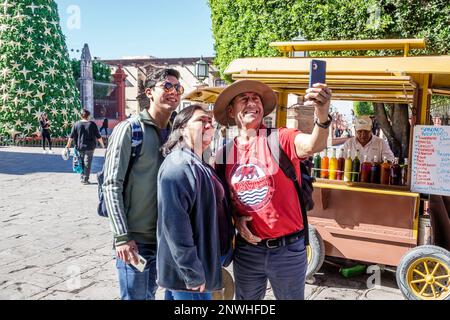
[96,117,143,217]
[266,129,315,245]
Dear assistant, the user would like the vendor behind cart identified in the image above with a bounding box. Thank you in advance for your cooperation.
[342,115,394,161]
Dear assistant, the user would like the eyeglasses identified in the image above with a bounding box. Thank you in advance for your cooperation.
[156,82,184,95]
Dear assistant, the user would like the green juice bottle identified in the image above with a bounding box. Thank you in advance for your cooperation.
[351,150,361,182]
[313,152,321,178]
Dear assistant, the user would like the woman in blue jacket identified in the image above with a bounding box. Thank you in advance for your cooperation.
[157,104,234,300]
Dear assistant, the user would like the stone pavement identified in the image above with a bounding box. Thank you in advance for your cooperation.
[0,146,404,300]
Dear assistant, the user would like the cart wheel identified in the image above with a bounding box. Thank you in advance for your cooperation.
[306,225,325,279]
[212,267,235,300]
[396,245,450,300]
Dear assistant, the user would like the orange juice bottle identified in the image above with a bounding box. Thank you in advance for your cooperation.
[320,149,329,179]
[329,148,338,180]
[344,149,352,182]
[380,156,391,185]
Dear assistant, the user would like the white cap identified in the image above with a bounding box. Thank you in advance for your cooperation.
[354,115,372,131]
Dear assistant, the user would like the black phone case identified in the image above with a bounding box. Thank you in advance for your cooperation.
[309,60,326,87]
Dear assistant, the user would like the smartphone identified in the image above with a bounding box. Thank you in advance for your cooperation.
[130,253,147,272]
[309,59,326,87]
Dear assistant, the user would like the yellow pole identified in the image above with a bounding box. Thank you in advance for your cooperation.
[276,91,288,128]
[403,44,410,57]
[420,74,430,125]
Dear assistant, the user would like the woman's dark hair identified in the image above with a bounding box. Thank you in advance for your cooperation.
[161,104,205,157]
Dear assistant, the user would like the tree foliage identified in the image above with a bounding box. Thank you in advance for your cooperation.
[209,0,450,158]
[353,101,374,116]
[0,0,81,139]
[209,0,450,79]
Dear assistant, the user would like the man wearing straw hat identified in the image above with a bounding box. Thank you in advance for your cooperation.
[214,79,332,300]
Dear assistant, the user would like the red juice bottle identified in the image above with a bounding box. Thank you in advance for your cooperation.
[360,154,372,183]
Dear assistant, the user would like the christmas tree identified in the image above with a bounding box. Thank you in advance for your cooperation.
[0,0,81,141]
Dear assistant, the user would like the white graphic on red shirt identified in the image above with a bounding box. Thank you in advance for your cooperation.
[230,160,274,211]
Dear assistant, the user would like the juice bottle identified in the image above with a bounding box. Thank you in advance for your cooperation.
[329,148,338,180]
[380,156,390,185]
[337,148,345,180]
[401,157,408,186]
[320,149,329,179]
[370,155,380,184]
[312,153,321,178]
[351,150,361,182]
[390,157,401,185]
[360,154,372,183]
[344,149,352,182]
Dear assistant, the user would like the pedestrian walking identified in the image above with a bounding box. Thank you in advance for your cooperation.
[39,112,53,154]
[65,109,105,184]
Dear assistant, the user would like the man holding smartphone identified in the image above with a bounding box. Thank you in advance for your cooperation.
[214,76,331,300]
[103,68,182,300]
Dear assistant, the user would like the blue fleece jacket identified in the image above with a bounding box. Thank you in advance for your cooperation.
[156,147,223,292]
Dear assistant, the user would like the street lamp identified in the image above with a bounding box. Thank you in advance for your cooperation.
[194,56,209,82]
[292,32,308,58]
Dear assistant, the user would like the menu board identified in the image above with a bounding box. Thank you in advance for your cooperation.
[411,125,450,196]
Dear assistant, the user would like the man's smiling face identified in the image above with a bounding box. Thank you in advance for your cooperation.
[228,92,264,129]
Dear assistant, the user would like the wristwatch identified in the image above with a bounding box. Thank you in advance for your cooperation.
[315,114,332,129]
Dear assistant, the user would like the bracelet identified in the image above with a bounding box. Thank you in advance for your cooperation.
[315,114,332,129]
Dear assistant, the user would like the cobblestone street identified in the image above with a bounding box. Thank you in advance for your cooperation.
[0,146,404,300]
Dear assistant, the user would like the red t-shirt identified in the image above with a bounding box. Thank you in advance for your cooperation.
[224,127,304,239]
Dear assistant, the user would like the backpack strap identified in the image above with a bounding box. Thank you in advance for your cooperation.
[266,128,309,245]
[123,117,144,190]
[127,116,143,162]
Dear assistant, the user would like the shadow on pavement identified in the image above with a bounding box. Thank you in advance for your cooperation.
[0,151,104,175]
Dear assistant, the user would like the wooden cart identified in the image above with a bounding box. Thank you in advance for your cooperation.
[186,39,450,300]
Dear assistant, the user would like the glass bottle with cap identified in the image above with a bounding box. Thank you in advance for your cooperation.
[320,148,329,179]
[380,156,390,185]
[329,148,338,180]
[351,150,361,182]
[337,148,345,180]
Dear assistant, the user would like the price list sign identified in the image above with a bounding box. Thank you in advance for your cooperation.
[411,125,450,196]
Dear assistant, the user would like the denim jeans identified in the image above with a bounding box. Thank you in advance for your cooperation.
[167,290,212,300]
[116,243,157,300]
[78,149,94,182]
[233,236,307,300]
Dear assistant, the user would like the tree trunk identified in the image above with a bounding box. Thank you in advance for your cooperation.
[373,103,403,158]
[392,103,410,159]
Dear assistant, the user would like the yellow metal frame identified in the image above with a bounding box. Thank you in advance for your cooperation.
[269,39,426,57]
[313,182,419,198]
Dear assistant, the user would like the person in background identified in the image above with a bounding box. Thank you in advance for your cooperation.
[39,112,53,154]
[65,109,105,184]
[342,115,394,161]
[157,104,234,300]
[100,118,109,137]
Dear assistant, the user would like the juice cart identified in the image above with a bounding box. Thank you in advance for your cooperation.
[185,39,450,300]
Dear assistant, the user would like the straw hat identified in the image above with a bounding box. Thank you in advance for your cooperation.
[213,80,277,126]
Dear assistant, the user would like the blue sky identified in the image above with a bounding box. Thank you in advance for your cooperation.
[55,0,215,60]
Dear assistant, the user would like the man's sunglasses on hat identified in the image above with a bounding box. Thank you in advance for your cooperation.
[157,81,184,95]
